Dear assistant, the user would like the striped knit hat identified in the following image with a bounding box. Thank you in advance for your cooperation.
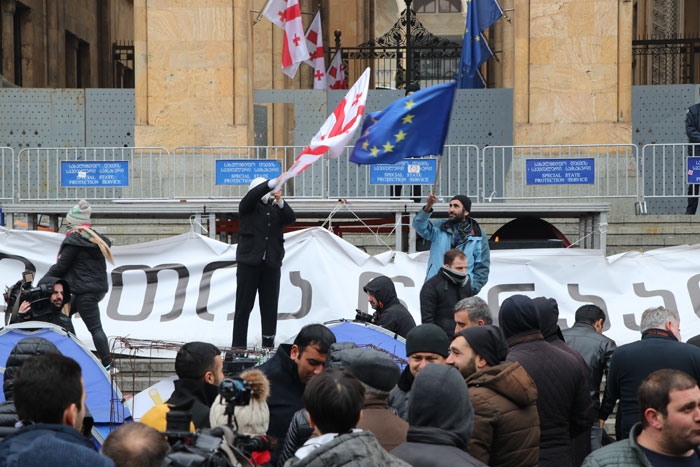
[65,199,92,226]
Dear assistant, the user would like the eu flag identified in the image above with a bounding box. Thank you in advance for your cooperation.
[349,81,456,165]
[457,0,501,89]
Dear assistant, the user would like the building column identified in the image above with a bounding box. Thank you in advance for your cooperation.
[1,0,16,81]
[65,32,78,88]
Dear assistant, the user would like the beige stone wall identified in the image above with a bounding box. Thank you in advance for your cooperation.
[134,0,250,150]
[513,0,633,145]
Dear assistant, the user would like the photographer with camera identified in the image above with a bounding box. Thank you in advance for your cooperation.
[141,342,225,432]
[362,275,416,338]
[46,200,115,371]
[13,276,74,334]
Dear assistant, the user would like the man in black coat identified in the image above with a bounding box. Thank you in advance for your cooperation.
[499,295,591,467]
[419,248,474,338]
[599,306,700,440]
[562,304,616,450]
[13,277,74,334]
[257,324,335,466]
[0,338,61,441]
[363,275,416,338]
[686,102,700,214]
[140,342,224,431]
[233,175,296,349]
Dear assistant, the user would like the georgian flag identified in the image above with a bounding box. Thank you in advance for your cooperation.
[281,0,309,78]
[304,12,327,90]
[261,0,287,28]
[327,51,347,90]
[273,68,370,192]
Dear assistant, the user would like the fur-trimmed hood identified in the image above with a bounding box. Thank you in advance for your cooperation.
[240,368,270,402]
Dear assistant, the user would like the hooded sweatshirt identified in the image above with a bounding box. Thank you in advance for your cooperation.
[363,276,416,338]
[466,361,540,467]
[391,364,487,467]
[498,295,591,467]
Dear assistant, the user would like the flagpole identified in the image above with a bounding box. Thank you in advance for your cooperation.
[432,156,443,195]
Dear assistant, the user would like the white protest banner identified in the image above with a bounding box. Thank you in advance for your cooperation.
[3,226,700,350]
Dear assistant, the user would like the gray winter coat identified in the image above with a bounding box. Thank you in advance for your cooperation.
[283,430,409,467]
[582,422,700,466]
[388,366,413,421]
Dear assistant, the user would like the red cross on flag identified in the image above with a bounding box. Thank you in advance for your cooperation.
[262,0,287,29]
[281,0,309,78]
[304,11,327,90]
[272,68,370,192]
[327,51,348,90]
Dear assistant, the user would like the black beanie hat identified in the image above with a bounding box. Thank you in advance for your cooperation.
[458,325,508,366]
[450,195,472,212]
[406,324,450,358]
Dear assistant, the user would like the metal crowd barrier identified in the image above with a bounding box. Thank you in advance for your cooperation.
[481,144,641,202]
[15,147,171,202]
[0,147,13,202]
[640,143,700,202]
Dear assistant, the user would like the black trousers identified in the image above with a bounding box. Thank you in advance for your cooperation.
[232,262,281,347]
[687,184,699,214]
[72,292,111,367]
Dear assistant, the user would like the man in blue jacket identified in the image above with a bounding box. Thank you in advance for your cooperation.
[413,193,490,293]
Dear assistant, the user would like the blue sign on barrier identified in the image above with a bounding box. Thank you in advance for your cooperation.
[526,158,595,185]
[215,160,282,185]
[370,159,438,185]
[688,157,700,183]
[61,161,129,187]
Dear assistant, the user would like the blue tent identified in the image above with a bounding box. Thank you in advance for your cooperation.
[324,320,407,368]
[0,323,131,445]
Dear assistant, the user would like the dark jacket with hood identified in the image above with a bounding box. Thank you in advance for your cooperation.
[419,266,473,337]
[0,338,61,441]
[363,276,416,338]
[236,179,296,268]
[46,229,111,295]
[258,344,307,465]
[466,361,540,467]
[499,295,592,467]
[535,297,593,467]
[391,364,487,467]
[283,430,410,467]
[599,327,700,440]
[563,322,616,415]
[0,423,113,467]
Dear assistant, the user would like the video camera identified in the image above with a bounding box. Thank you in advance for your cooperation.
[3,270,54,324]
[354,308,375,324]
[161,376,267,467]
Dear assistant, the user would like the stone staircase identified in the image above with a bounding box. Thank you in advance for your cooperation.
[112,357,176,397]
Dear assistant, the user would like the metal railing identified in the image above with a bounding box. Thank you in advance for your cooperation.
[0,147,14,202]
[15,147,171,202]
[481,145,641,202]
[641,143,700,200]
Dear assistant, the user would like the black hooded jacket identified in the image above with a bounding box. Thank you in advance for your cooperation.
[499,295,592,467]
[236,179,296,268]
[46,230,111,295]
[363,276,416,338]
[0,338,61,441]
[391,363,486,467]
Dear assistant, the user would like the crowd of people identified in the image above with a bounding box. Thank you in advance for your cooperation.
[2,293,700,466]
[4,188,700,466]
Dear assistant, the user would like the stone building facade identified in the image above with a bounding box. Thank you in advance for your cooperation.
[0,0,133,88]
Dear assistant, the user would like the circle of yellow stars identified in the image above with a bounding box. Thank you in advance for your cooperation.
[361,98,417,158]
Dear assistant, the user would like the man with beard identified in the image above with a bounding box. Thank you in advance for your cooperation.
[363,275,416,338]
[413,194,490,293]
[14,277,74,334]
[583,369,700,466]
[446,325,540,467]
[420,249,474,338]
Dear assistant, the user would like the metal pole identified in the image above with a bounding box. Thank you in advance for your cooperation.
[405,0,412,85]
